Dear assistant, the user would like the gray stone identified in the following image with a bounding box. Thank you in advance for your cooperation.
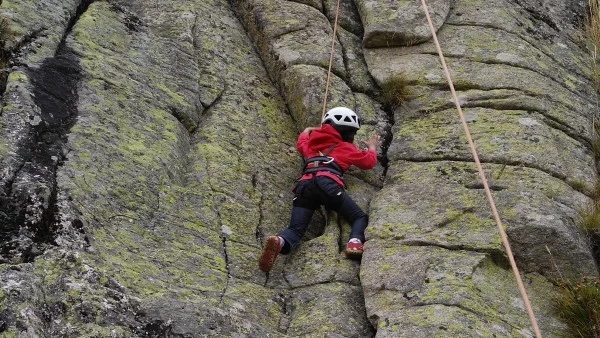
[0,0,597,337]
[356,0,451,47]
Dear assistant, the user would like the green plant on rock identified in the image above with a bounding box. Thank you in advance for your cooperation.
[380,72,413,109]
[578,202,600,234]
[555,277,600,338]
[587,0,600,92]
[591,118,600,162]
[563,5,600,336]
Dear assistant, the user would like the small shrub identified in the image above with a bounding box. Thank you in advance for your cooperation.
[588,0,600,50]
[593,179,600,201]
[380,72,412,109]
[579,202,600,233]
[587,0,600,91]
[555,277,600,338]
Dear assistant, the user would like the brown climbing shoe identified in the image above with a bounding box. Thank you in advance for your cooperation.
[259,236,281,272]
[345,238,363,261]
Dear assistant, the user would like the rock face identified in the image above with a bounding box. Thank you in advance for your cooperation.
[0,0,596,337]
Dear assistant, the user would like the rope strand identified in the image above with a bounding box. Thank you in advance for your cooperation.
[320,0,342,123]
[419,1,542,337]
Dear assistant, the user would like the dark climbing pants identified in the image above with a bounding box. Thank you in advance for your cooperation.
[278,176,368,254]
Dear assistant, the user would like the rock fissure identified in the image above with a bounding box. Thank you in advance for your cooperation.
[412,301,510,328]
[270,27,308,42]
[419,91,591,134]
[0,42,82,263]
[445,22,589,79]
[286,279,358,290]
[426,81,536,96]
[419,101,590,148]
[218,246,231,306]
[512,0,560,32]
[412,51,593,102]
[540,113,593,148]
[255,176,266,244]
[402,240,504,257]
[63,0,97,41]
[433,207,476,228]
[395,156,576,186]
[280,262,293,288]
[0,1,595,336]
[466,61,592,102]
[277,293,293,334]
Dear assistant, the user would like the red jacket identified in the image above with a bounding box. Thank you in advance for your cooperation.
[296,124,377,187]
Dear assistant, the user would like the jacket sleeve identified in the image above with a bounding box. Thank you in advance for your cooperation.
[346,145,377,170]
[296,131,310,158]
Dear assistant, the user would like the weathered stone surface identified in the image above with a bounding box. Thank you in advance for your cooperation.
[234,0,346,83]
[0,0,597,337]
[362,242,568,337]
[323,0,364,37]
[338,27,377,93]
[0,0,382,336]
[360,0,598,336]
[0,0,82,66]
[370,160,596,279]
[356,0,451,47]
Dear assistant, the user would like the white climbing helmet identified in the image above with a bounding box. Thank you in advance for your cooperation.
[322,107,361,130]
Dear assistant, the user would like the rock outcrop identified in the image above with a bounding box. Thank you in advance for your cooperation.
[0,0,596,337]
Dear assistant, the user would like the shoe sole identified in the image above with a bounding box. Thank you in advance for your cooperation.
[259,236,280,272]
[345,250,363,261]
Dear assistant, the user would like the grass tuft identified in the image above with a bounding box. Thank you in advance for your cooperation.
[588,0,600,91]
[380,72,412,109]
[555,277,600,338]
[558,5,600,337]
[578,203,600,233]
[591,118,600,161]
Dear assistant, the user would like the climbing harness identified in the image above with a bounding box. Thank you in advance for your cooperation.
[302,143,344,180]
[302,156,344,177]
[420,1,543,337]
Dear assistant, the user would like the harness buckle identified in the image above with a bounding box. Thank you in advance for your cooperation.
[322,157,335,164]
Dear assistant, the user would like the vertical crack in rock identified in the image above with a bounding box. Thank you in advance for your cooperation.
[218,230,232,306]
[0,2,93,263]
[199,155,231,303]
[276,292,293,334]
[228,0,302,127]
[512,0,560,32]
[253,173,267,245]
[64,0,97,40]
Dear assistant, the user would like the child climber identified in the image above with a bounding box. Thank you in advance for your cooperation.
[259,106,380,272]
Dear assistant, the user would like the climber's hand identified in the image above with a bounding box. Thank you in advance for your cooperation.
[304,127,319,134]
[365,133,381,151]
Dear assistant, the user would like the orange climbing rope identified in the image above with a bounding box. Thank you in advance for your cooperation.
[419,1,543,337]
[320,0,342,122]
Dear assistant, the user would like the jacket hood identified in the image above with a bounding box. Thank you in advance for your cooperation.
[308,124,343,151]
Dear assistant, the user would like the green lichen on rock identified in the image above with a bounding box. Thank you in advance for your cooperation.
[363,243,568,336]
